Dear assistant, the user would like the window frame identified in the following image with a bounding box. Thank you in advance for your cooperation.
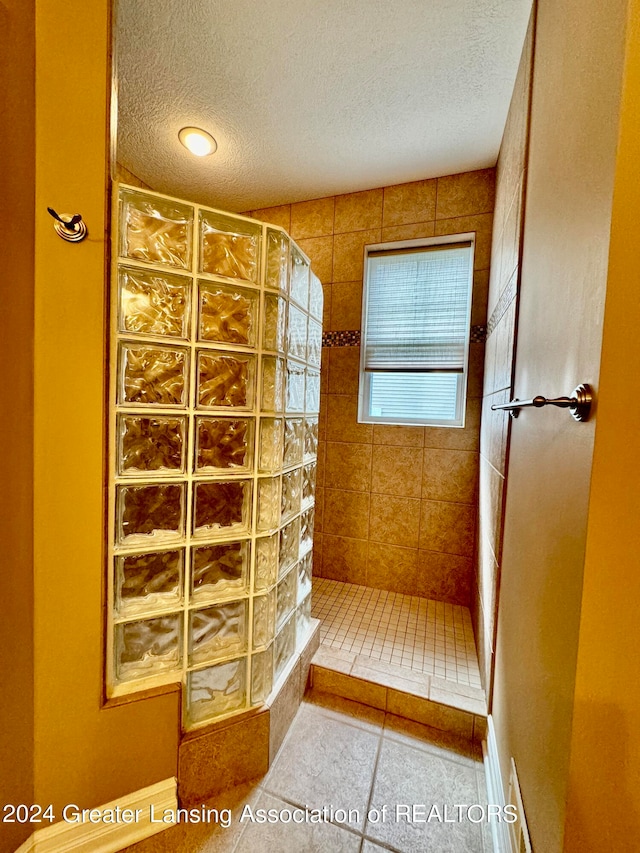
[357,233,475,428]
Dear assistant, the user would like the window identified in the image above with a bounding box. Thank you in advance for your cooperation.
[358,235,474,427]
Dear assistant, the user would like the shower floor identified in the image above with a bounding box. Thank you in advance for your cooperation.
[311,577,482,689]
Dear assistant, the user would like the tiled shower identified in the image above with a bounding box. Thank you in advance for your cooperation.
[108,185,323,730]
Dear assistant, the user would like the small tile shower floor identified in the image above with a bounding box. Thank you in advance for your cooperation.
[312,578,482,689]
[123,690,494,853]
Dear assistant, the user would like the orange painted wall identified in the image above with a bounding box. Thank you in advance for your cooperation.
[564,1,640,848]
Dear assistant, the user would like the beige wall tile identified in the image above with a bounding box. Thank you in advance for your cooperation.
[419,500,476,557]
[326,394,373,444]
[319,352,329,394]
[369,493,421,548]
[436,168,496,220]
[370,444,423,498]
[251,204,291,231]
[331,281,363,330]
[435,213,493,270]
[382,179,437,227]
[325,441,373,492]
[416,550,472,606]
[472,269,490,326]
[268,659,302,763]
[366,542,419,595]
[373,424,425,447]
[327,346,361,395]
[324,489,370,539]
[314,485,324,532]
[467,343,486,398]
[385,690,474,738]
[422,448,478,504]
[290,196,335,239]
[313,532,323,576]
[333,229,381,282]
[295,235,334,283]
[322,284,332,330]
[381,221,436,242]
[315,439,326,486]
[334,188,384,233]
[322,534,368,584]
[423,397,480,451]
[312,667,387,711]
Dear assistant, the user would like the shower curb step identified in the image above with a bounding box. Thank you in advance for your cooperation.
[309,645,487,745]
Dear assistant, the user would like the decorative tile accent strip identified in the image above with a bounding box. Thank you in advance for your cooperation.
[322,330,361,347]
[470,325,487,344]
[487,272,518,337]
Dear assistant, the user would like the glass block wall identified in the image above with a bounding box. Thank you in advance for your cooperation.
[108,185,322,731]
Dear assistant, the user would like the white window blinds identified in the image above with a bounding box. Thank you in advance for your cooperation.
[363,243,473,373]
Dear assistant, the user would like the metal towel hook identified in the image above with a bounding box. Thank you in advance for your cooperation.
[490,384,593,422]
[47,207,88,242]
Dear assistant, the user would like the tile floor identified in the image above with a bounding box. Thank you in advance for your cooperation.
[312,578,482,688]
[124,690,495,853]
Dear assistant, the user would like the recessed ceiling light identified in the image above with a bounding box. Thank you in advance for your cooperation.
[178,126,217,157]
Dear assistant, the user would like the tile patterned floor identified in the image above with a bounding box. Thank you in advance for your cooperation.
[123,690,495,853]
[312,578,482,688]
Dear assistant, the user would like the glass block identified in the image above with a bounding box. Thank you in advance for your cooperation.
[297,594,312,640]
[305,369,320,414]
[117,483,184,545]
[281,467,301,522]
[255,534,278,591]
[188,599,248,665]
[186,658,246,726]
[118,265,191,339]
[198,281,258,347]
[253,590,275,649]
[276,568,297,630]
[283,417,304,468]
[286,361,305,413]
[197,351,255,409]
[259,418,284,473]
[195,417,253,473]
[275,613,296,678]
[304,418,319,461]
[307,319,322,367]
[302,461,317,508]
[115,614,182,682]
[190,541,250,603]
[290,245,310,309]
[257,477,281,532]
[118,415,186,476]
[251,645,273,705]
[263,294,287,353]
[259,356,285,414]
[279,517,300,577]
[193,480,252,537]
[309,271,324,320]
[115,549,183,617]
[119,188,193,270]
[300,507,315,555]
[199,210,261,284]
[297,551,313,604]
[265,228,289,292]
[119,343,188,407]
[287,304,307,361]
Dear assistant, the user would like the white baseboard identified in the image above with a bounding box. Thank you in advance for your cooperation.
[13,777,177,853]
[484,715,512,853]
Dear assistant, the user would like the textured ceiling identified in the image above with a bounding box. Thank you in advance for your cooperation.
[115,0,532,212]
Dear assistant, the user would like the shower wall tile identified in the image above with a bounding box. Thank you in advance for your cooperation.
[322,535,368,586]
[333,188,383,234]
[330,281,363,331]
[416,550,473,607]
[324,442,372,493]
[278,169,494,605]
[369,494,421,549]
[290,197,335,240]
[382,179,437,227]
[250,204,291,232]
[435,168,496,220]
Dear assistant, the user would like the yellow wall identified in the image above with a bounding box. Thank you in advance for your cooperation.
[0,1,36,850]
[564,1,640,848]
[28,0,179,819]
